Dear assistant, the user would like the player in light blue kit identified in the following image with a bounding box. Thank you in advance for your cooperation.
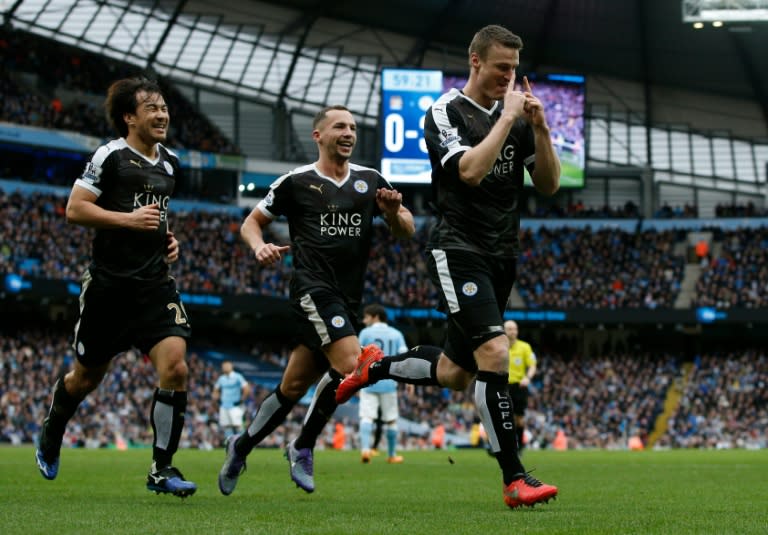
[357,304,408,464]
[213,361,250,442]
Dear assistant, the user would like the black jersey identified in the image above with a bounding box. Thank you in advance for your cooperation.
[256,163,391,309]
[75,138,180,282]
[424,88,536,258]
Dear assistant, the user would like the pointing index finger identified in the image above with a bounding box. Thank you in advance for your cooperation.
[523,75,532,94]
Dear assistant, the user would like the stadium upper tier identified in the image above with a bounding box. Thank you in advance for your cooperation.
[0,28,239,155]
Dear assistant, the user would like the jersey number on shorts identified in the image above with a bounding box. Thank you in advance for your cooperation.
[167,302,189,325]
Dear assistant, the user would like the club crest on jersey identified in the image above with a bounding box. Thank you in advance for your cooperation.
[353,180,368,194]
[163,161,174,175]
[439,127,461,148]
[462,282,478,297]
[331,315,346,328]
[264,190,275,206]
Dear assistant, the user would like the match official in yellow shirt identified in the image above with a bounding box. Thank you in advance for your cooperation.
[505,320,537,452]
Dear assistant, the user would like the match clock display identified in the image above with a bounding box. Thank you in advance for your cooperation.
[380,68,443,184]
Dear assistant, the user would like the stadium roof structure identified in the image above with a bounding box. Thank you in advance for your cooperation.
[256,0,768,119]
[3,0,768,130]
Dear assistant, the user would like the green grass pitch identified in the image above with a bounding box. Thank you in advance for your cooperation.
[2,447,766,534]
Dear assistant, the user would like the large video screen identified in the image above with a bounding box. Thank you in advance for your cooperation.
[381,69,586,188]
[380,68,443,184]
[443,72,586,188]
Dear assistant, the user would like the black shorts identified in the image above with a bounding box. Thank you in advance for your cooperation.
[73,270,191,367]
[508,382,529,416]
[290,287,360,355]
[427,248,517,373]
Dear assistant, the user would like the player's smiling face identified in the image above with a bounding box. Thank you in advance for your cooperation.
[475,43,519,104]
[127,91,169,144]
[315,109,357,161]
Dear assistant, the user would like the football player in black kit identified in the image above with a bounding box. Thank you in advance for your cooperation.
[218,105,414,496]
[35,77,196,497]
[337,25,559,508]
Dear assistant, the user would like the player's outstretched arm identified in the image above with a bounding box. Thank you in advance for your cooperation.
[241,205,290,267]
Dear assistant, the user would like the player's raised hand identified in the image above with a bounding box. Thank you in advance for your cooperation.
[503,71,527,120]
[129,203,161,230]
[376,187,403,217]
[255,243,291,267]
[522,76,547,127]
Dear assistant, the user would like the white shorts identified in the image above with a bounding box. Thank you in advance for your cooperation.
[219,406,245,428]
[359,391,398,423]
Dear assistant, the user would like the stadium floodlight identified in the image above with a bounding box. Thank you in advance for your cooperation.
[682,0,768,22]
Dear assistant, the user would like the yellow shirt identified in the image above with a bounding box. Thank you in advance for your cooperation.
[508,339,536,384]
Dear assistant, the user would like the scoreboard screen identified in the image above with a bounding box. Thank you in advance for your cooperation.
[380,68,442,184]
[380,69,585,188]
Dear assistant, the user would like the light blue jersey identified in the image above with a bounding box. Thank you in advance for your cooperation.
[215,371,247,408]
[359,322,407,394]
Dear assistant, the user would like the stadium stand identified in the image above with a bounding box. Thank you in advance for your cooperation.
[715,203,768,218]
[3,328,765,451]
[1,4,766,457]
[692,228,768,308]
[660,350,767,450]
[0,28,239,156]
[2,187,700,310]
[516,227,686,309]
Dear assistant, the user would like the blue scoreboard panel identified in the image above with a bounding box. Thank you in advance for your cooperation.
[380,68,443,184]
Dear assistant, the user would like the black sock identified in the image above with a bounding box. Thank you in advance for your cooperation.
[372,416,383,450]
[475,371,525,485]
[294,369,342,450]
[40,377,83,460]
[235,386,295,456]
[369,345,442,385]
[516,426,525,450]
[150,388,187,469]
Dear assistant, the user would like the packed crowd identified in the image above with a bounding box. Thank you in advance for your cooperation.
[692,228,768,308]
[660,350,767,449]
[526,351,680,449]
[0,330,295,450]
[516,226,686,309]
[2,190,704,310]
[0,28,239,156]
[3,330,764,451]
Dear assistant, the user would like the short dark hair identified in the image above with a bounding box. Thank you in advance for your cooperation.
[468,25,523,64]
[104,76,164,137]
[363,304,388,323]
[312,104,350,129]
